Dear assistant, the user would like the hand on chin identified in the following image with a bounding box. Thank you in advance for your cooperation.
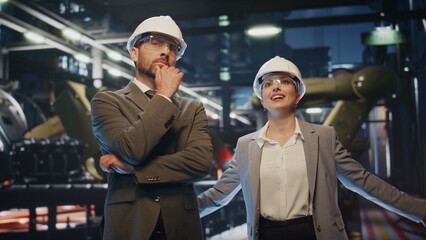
[153,61,168,69]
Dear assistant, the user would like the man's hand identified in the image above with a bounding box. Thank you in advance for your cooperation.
[154,65,183,99]
[100,154,135,174]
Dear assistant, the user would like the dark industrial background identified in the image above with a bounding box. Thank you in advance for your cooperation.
[0,0,425,239]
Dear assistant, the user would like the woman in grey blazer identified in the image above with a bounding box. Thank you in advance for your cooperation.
[197,56,426,240]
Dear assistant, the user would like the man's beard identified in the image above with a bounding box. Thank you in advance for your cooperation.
[137,62,156,79]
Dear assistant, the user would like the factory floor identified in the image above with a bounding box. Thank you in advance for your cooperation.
[207,197,426,240]
[1,197,425,240]
[359,198,426,240]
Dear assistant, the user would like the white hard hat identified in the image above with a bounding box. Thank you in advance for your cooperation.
[126,15,187,60]
[253,56,306,99]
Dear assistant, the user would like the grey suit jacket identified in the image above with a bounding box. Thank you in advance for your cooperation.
[198,119,426,240]
[91,81,212,240]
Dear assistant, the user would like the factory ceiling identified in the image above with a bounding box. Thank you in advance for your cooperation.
[2,0,425,129]
[91,0,371,27]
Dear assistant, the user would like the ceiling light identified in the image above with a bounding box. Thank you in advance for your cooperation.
[220,67,230,81]
[62,28,82,40]
[74,53,90,63]
[93,79,103,88]
[211,113,219,120]
[218,15,230,27]
[107,51,123,61]
[200,97,208,104]
[362,26,405,46]
[220,71,231,81]
[246,25,282,37]
[108,68,121,77]
[306,108,323,114]
[24,31,45,43]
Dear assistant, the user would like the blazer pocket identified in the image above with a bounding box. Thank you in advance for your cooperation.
[107,187,136,205]
[334,215,345,230]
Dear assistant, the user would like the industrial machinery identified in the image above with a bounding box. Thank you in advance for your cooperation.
[0,65,397,239]
[0,65,397,184]
[304,65,396,148]
[0,88,28,154]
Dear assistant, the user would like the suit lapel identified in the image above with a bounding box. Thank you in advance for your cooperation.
[299,119,319,203]
[123,81,150,111]
[248,131,262,211]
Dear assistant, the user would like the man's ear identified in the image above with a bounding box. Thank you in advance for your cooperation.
[130,47,138,62]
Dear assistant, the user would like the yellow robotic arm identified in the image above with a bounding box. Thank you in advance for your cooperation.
[302,66,397,147]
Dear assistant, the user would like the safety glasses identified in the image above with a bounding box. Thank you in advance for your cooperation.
[261,75,300,92]
[135,35,181,57]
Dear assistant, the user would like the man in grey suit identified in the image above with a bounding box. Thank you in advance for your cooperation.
[197,56,426,240]
[91,15,212,240]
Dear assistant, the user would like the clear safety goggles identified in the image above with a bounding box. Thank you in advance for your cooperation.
[135,35,181,57]
[260,75,300,92]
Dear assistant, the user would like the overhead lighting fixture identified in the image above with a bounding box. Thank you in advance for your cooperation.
[107,51,123,61]
[246,25,282,37]
[62,28,82,40]
[210,113,220,120]
[218,15,230,27]
[24,31,45,43]
[306,108,323,114]
[220,71,230,81]
[362,26,405,46]
[200,97,209,104]
[74,53,90,63]
[220,67,231,81]
[108,68,121,77]
[93,79,103,88]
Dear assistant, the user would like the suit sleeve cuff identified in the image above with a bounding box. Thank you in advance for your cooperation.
[156,93,173,103]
